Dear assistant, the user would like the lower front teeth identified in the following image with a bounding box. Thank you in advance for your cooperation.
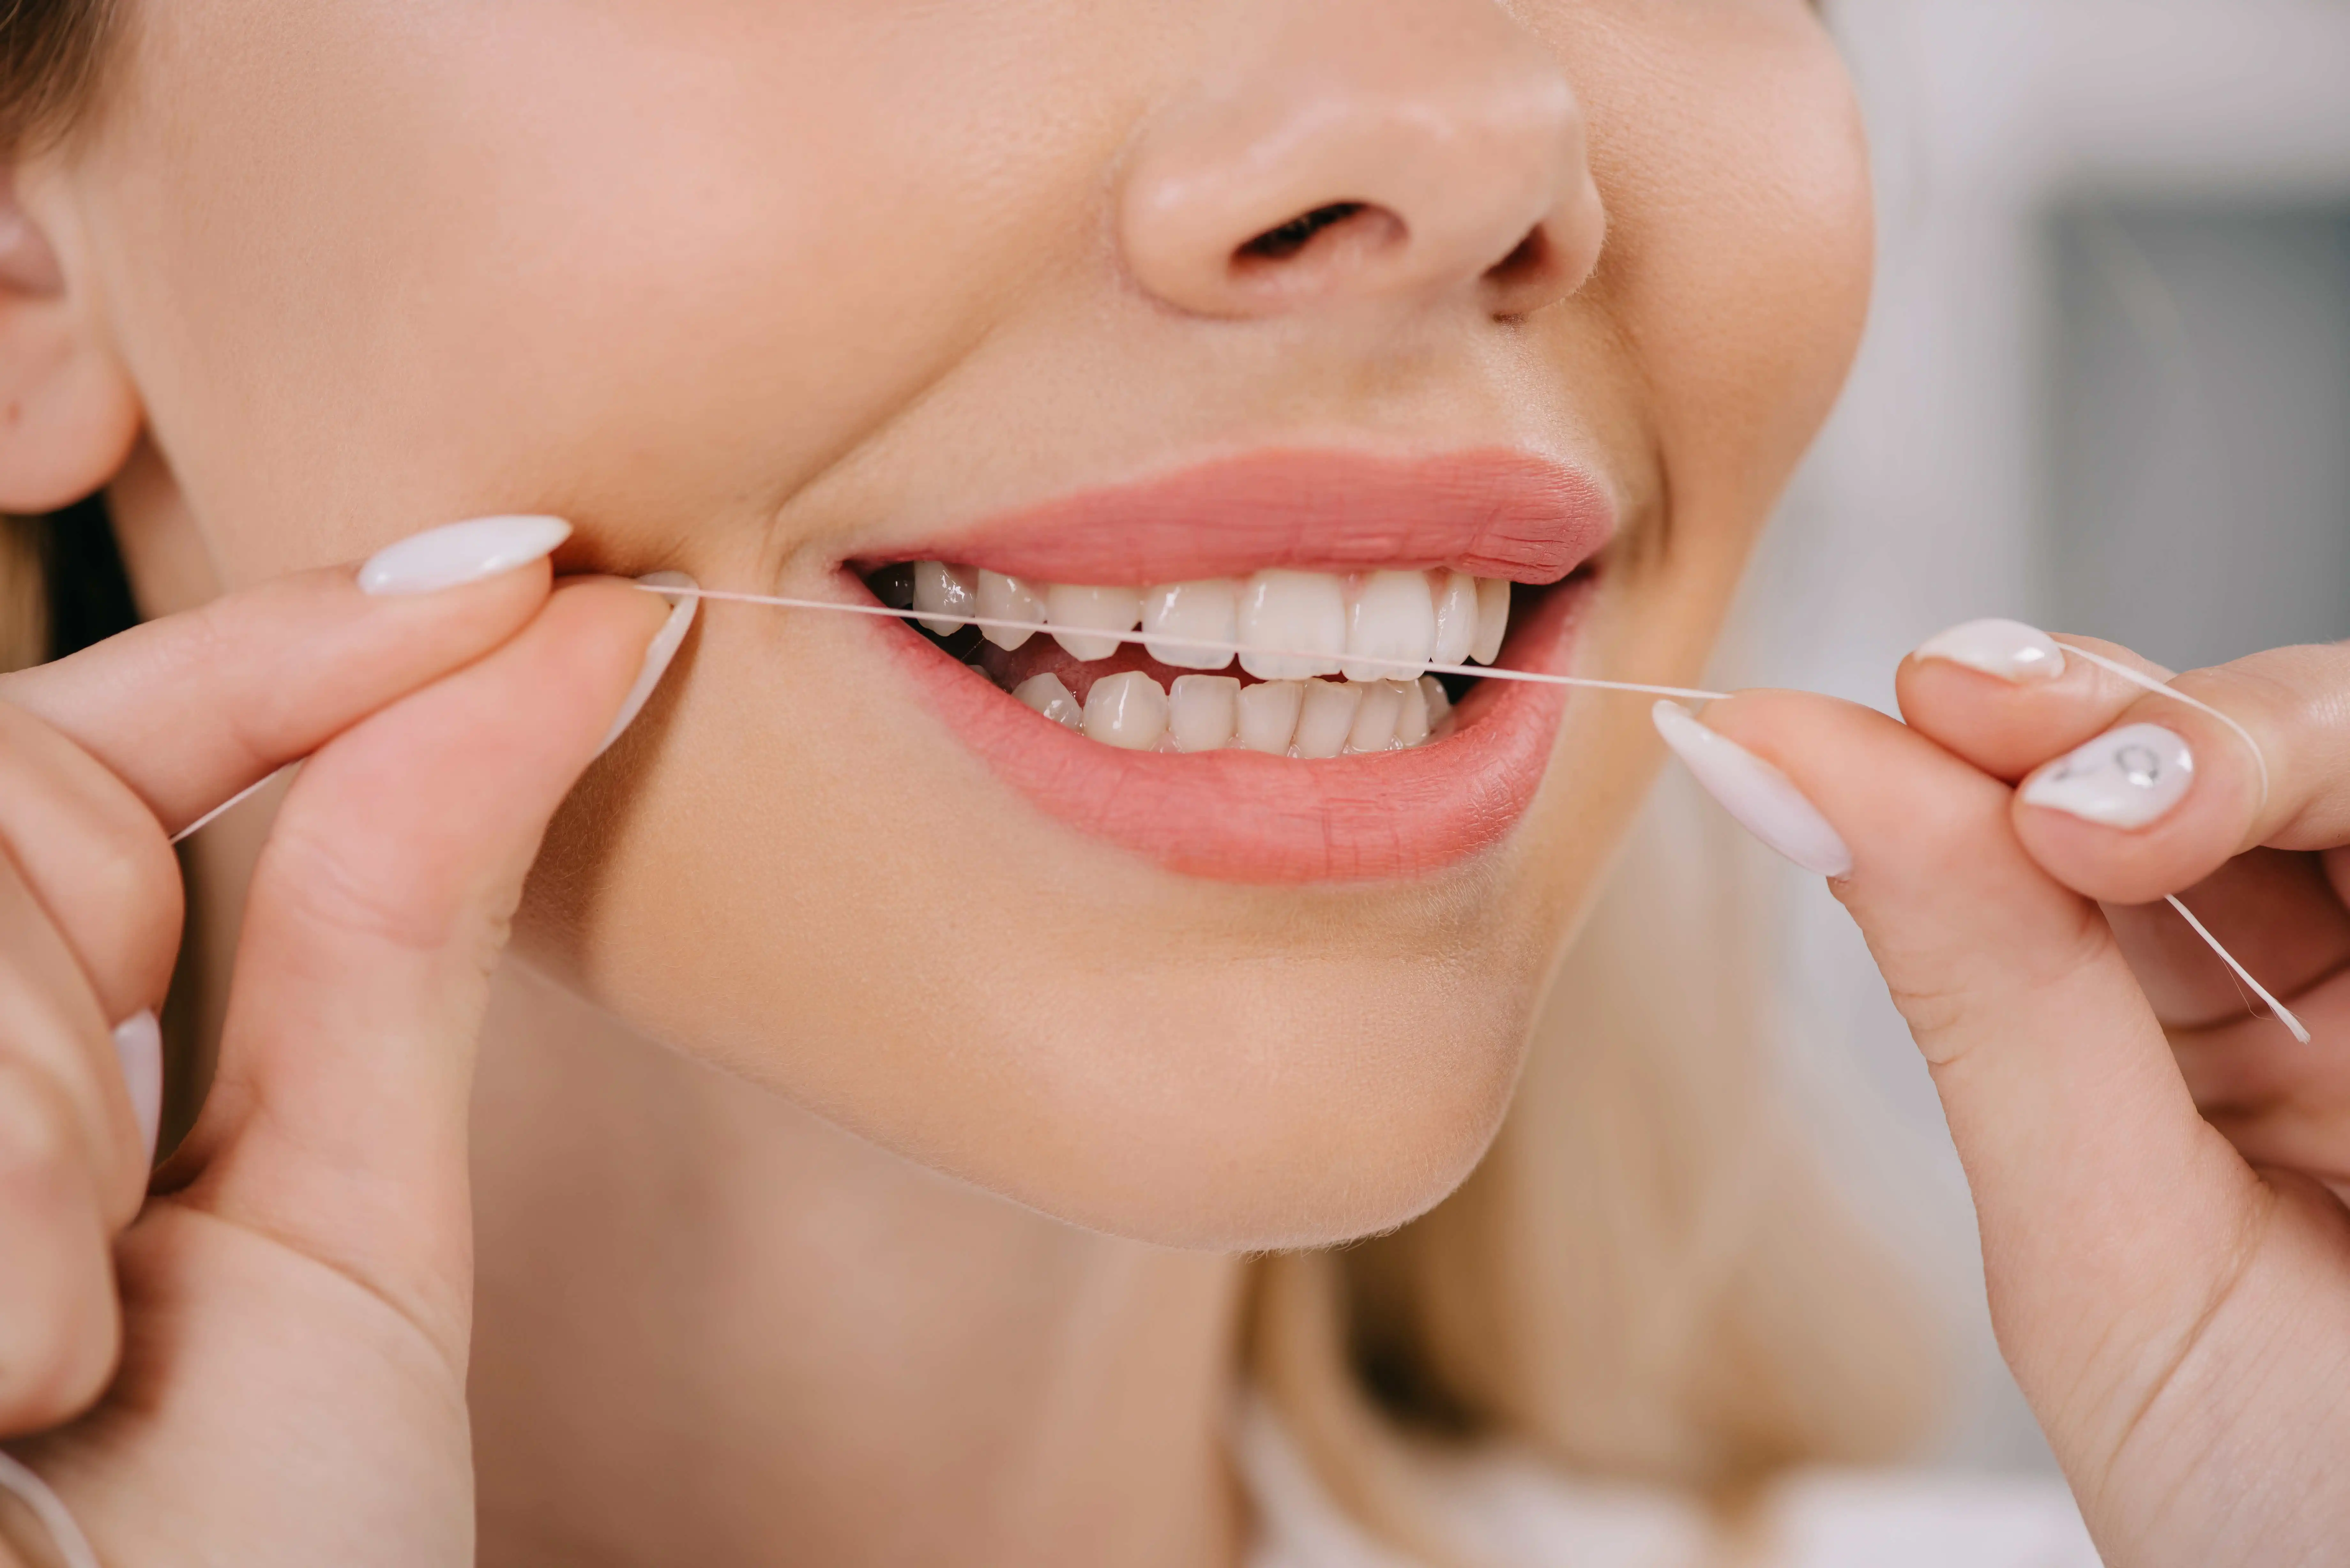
[1082,670,1169,750]
[1035,672,1451,757]
[1167,675,1240,752]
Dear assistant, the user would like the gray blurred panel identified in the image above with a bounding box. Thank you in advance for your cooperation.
[2043,203,2350,669]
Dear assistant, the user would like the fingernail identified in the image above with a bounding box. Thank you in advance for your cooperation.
[1652,701,1853,877]
[111,1011,162,1167]
[2020,722,2194,829]
[1913,617,2067,682]
[357,515,572,596]
[596,572,698,758]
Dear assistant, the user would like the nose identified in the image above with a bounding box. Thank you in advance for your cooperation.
[1117,0,1604,320]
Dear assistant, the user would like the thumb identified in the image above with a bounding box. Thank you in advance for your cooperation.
[164,577,677,1361]
[1661,692,2267,1470]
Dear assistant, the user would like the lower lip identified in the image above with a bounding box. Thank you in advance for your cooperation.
[867,575,1595,884]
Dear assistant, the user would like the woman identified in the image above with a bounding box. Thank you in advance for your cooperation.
[1,2,2344,1563]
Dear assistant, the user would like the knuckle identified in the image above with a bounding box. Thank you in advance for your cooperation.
[80,829,184,963]
[0,1067,80,1203]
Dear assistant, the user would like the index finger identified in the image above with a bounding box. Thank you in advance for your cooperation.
[0,516,572,836]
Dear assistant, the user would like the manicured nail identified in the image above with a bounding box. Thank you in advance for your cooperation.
[357,515,572,596]
[2020,722,2193,829]
[1652,701,1853,877]
[1913,617,2066,682]
[596,572,699,758]
[111,1011,162,1167]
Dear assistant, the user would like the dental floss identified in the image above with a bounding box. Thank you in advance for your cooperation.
[0,1452,101,1568]
[169,765,290,845]
[2164,893,2313,1045]
[150,584,2310,1045]
[633,583,1736,704]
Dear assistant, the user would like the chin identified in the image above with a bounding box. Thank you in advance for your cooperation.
[910,953,1542,1252]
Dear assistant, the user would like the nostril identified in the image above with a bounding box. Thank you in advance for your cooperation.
[1236,202,1370,264]
[1484,224,1549,287]
[1480,221,1580,319]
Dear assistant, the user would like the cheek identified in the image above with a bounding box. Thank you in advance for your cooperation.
[79,0,1147,579]
[1568,5,1874,525]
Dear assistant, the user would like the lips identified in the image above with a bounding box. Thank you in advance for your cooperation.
[898,446,1613,584]
[850,447,1614,883]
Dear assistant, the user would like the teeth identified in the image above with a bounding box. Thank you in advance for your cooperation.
[1013,673,1083,730]
[1346,680,1404,752]
[1290,678,1362,760]
[1391,679,1431,747]
[1419,675,1452,731]
[1237,570,1346,680]
[900,560,1510,757]
[1342,570,1437,682]
[1082,670,1169,750]
[1469,578,1511,666]
[914,561,977,635]
[1167,675,1241,752]
[977,570,1044,650]
[1236,679,1306,755]
[1143,579,1240,670]
[1429,571,1479,667]
[1046,584,1143,661]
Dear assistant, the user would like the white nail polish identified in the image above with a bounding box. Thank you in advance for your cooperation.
[2020,722,2193,829]
[1913,618,2066,682]
[1652,701,1853,877]
[112,1011,162,1167]
[357,515,572,596]
[596,572,698,758]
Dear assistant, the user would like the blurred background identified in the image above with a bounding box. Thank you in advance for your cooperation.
[1725,0,2350,1472]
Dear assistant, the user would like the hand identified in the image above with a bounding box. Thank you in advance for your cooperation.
[0,526,669,1567]
[1670,627,2350,1568]
[1896,632,2350,1182]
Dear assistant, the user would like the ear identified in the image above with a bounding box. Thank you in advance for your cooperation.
[0,162,140,513]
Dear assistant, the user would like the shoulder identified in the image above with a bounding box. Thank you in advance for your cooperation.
[1240,1403,2101,1568]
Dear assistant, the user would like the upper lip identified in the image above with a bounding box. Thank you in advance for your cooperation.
[855,446,1616,584]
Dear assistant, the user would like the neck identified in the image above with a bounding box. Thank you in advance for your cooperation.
[466,962,1249,1568]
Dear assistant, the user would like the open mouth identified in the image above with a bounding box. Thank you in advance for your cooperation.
[847,448,1613,883]
[862,561,1522,757]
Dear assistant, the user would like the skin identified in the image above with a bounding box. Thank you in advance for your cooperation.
[0,1,1903,1564]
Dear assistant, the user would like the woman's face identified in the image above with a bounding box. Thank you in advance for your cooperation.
[40,0,1868,1248]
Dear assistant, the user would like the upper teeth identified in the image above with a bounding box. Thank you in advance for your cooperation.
[912,562,1517,758]
[917,563,1511,680]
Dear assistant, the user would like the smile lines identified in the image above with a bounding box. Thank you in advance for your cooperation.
[634,583,1736,704]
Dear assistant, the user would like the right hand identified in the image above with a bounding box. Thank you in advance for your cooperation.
[0,539,667,1566]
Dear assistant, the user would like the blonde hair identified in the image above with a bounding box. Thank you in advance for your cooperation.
[1248,773,1946,1561]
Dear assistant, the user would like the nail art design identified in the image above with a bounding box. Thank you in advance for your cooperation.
[1652,701,1853,878]
[1913,618,2067,682]
[2020,722,2194,828]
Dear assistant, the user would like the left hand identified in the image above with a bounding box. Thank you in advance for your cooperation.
[1679,629,2350,1568]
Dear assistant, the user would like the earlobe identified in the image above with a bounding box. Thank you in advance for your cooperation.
[0,166,140,515]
